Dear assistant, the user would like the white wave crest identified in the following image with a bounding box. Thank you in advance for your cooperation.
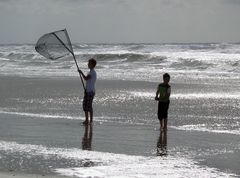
[171,124,240,135]
[0,140,236,178]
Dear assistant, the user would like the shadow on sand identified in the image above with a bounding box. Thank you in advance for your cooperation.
[82,124,93,151]
[157,130,167,156]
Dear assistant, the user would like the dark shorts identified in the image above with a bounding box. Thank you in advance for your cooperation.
[83,92,95,112]
[158,101,170,120]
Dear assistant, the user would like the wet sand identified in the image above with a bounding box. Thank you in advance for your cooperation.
[0,76,239,177]
[0,172,68,178]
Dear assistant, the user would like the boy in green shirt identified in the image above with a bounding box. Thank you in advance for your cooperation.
[155,73,171,131]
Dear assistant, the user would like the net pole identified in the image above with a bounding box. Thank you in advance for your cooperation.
[72,53,86,93]
[52,32,86,93]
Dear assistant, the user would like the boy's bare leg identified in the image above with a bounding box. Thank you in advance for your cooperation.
[160,119,164,131]
[83,111,89,124]
[90,110,93,123]
[164,118,168,130]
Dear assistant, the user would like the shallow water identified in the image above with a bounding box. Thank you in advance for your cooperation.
[0,43,240,177]
[0,77,239,177]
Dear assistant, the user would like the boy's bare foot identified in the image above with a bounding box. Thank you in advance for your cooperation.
[82,121,89,125]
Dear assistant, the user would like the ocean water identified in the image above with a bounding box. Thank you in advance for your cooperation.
[1,43,240,133]
[0,43,240,177]
[1,43,240,80]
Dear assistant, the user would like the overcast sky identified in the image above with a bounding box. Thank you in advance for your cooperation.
[0,0,240,44]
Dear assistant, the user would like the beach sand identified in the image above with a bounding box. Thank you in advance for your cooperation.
[0,76,239,177]
[0,171,68,178]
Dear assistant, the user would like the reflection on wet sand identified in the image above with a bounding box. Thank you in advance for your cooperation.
[157,130,167,156]
[82,124,93,150]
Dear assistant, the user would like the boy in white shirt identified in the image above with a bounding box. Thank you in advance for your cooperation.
[78,58,97,124]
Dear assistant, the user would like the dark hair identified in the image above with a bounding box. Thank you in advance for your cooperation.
[163,73,170,79]
[89,58,97,67]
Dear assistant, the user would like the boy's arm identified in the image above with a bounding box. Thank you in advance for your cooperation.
[155,86,159,101]
[166,87,171,98]
[78,69,91,80]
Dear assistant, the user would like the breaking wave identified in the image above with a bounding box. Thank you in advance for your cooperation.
[0,43,240,80]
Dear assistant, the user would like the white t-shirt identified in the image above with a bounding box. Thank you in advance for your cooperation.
[86,69,97,92]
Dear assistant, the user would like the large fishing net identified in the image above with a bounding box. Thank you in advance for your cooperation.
[35,29,73,60]
[35,29,86,91]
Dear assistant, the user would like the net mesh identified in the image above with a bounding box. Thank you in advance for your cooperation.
[35,29,73,60]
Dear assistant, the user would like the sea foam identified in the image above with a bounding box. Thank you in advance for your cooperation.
[0,140,236,178]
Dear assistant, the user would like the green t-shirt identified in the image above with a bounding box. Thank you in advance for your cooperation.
[157,83,171,102]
